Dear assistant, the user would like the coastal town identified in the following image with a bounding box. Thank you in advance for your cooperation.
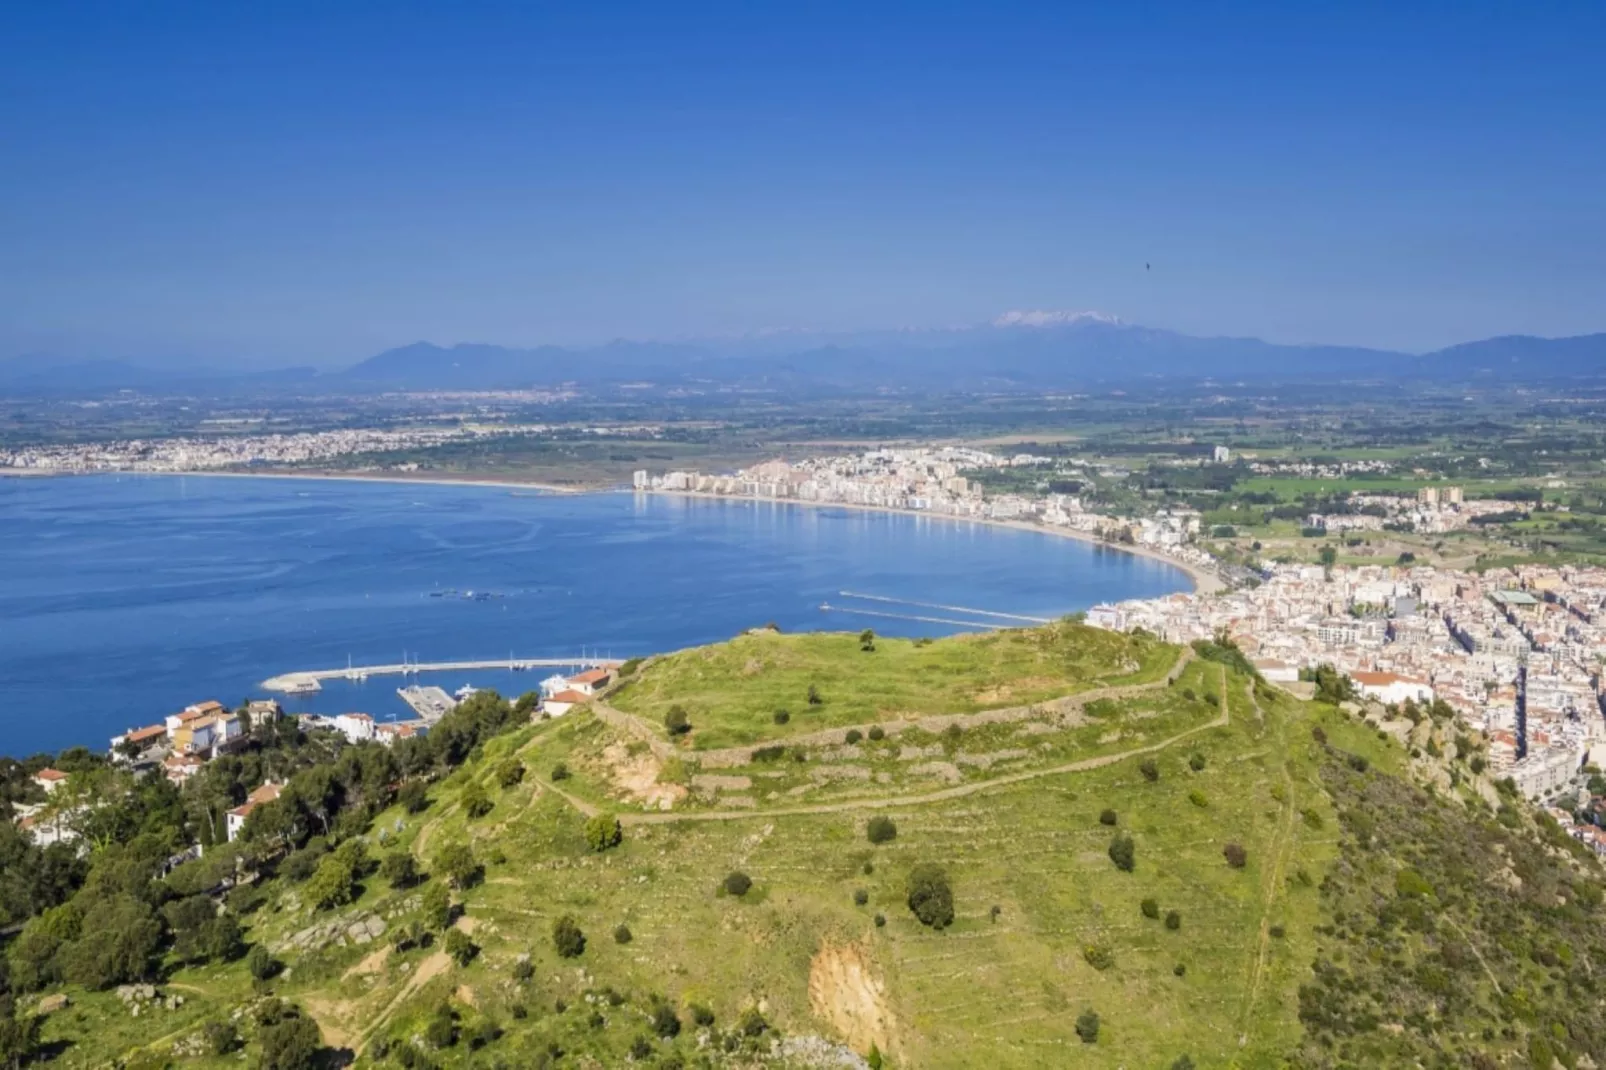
[9,666,615,850]
[12,443,1606,865]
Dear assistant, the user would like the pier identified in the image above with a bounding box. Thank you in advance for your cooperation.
[261,656,618,694]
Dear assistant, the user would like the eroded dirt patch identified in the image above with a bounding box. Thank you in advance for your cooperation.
[601,741,688,810]
[808,941,897,1059]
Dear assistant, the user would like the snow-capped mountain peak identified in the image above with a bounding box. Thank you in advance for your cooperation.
[991,309,1124,329]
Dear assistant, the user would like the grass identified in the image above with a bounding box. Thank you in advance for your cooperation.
[34,626,1597,1070]
[609,624,1178,751]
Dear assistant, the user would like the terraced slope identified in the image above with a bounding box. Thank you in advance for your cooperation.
[24,626,1606,1069]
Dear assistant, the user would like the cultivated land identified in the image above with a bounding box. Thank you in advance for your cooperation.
[21,626,1606,1069]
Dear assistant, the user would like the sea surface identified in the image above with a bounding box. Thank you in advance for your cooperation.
[0,474,1189,756]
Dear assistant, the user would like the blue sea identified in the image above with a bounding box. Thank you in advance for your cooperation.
[0,474,1188,756]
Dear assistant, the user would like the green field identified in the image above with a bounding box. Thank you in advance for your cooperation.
[608,625,1178,751]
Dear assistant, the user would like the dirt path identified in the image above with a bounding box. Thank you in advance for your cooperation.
[1237,675,1295,1043]
[620,665,1229,826]
[355,942,454,1053]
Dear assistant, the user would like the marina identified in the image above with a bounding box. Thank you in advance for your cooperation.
[262,656,618,694]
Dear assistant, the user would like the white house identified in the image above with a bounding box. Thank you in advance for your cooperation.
[226,782,283,842]
[1350,671,1435,705]
[542,690,590,717]
[565,668,614,696]
[32,768,68,795]
[332,712,376,744]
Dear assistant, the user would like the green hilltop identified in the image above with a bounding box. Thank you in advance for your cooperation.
[4,623,1605,1069]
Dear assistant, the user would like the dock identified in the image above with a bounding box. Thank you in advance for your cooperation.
[261,656,618,694]
[397,686,457,722]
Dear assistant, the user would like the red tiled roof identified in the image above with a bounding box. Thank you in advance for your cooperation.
[547,690,590,704]
[569,668,612,685]
[34,768,67,782]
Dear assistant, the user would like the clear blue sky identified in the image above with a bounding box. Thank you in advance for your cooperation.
[3,1,1603,367]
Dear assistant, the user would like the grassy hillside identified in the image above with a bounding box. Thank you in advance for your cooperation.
[608,623,1179,751]
[16,626,1606,1069]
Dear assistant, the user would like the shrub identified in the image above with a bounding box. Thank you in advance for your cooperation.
[202,1019,240,1056]
[1139,758,1159,782]
[1347,753,1370,773]
[1075,1009,1100,1043]
[629,1034,653,1060]
[613,924,633,944]
[1165,910,1181,930]
[399,780,429,814]
[845,729,863,744]
[863,860,875,874]
[584,814,623,852]
[1269,925,1285,939]
[512,957,534,981]
[496,759,525,788]
[874,913,886,928]
[382,851,418,889]
[258,1009,323,1070]
[552,915,586,958]
[1223,843,1248,868]
[866,815,898,844]
[651,1000,681,1039]
[751,744,786,762]
[1172,1056,1196,1069]
[444,928,477,966]
[1188,790,1208,808]
[1173,962,1186,976]
[1098,808,1118,826]
[435,842,480,888]
[665,705,691,736]
[1311,725,1328,744]
[690,1003,715,1028]
[773,709,790,725]
[1189,752,1207,772]
[461,781,493,819]
[807,685,823,705]
[1082,944,1114,970]
[945,723,962,742]
[853,888,869,906]
[723,871,753,897]
[860,628,877,652]
[868,725,886,741]
[421,882,452,931]
[1108,834,1135,872]
[247,944,279,981]
[739,1008,770,1036]
[906,863,955,930]
[1141,897,1160,919]
[550,762,571,781]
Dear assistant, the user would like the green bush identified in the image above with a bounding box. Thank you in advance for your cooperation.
[551,762,571,781]
[1189,752,1207,772]
[853,888,869,906]
[613,924,633,944]
[651,1000,681,1039]
[1141,897,1160,919]
[512,957,534,981]
[739,1008,770,1036]
[461,781,493,819]
[444,928,477,966]
[1165,910,1181,930]
[868,726,886,741]
[496,759,525,788]
[845,729,863,744]
[552,915,586,958]
[690,1003,715,1027]
[723,871,753,897]
[202,1019,239,1056]
[247,944,279,981]
[807,685,823,705]
[1099,808,1118,826]
[906,863,955,930]
[1188,790,1208,808]
[1223,843,1247,868]
[1075,1009,1100,1043]
[1108,834,1135,872]
[773,709,790,725]
[1083,945,1114,970]
[665,705,691,736]
[866,815,898,844]
[381,851,418,889]
[399,780,429,814]
[584,814,623,852]
[1139,758,1160,781]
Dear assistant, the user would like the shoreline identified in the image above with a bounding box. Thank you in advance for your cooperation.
[645,488,1223,595]
[4,466,1220,592]
[0,467,585,496]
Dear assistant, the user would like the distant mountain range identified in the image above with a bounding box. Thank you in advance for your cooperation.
[4,314,1604,396]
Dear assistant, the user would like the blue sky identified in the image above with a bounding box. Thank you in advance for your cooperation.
[2,2,1603,366]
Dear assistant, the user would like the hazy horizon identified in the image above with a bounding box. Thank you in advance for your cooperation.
[4,3,1603,368]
